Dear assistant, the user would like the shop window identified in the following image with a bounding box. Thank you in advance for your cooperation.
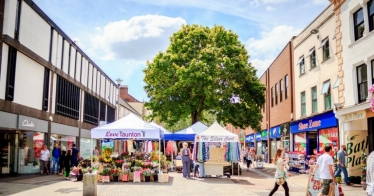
[107,106,115,123]
[84,92,99,125]
[319,38,330,61]
[298,56,305,75]
[280,79,283,102]
[42,68,50,111]
[293,132,306,155]
[56,75,80,119]
[369,0,374,32]
[100,101,106,121]
[80,138,97,159]
[308,48,316,69]
[14,0,22,40]
[285,75,289,99]
[19,132,45,174]
[354,8,365,41]
[357,64,368,103]
[5,46,17,101]
[311,86,317,113]
[318,128,339,154]
[322,80,331,110]
[275,83,278,105]
[50,134,76,152]
[301,91,306,116]
[271,87,274,107]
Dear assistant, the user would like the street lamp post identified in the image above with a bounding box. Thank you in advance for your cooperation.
[115,78,123,121]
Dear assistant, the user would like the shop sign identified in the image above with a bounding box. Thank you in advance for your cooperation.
[91,129,161,139]
[290,111,337,134]
[345,130,369,176]
[197,135,237,142]
[256,130,268,141]
[22,119,35,128]
[306,166,321,196]
[342,111,366,122]
[245,134,254,142]
[270,126,281,139]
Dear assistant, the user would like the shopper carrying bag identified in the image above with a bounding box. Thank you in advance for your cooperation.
[269,148,291,196]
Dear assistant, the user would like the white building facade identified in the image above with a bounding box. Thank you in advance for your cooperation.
[0,0,118,175]
[333,0,374,177]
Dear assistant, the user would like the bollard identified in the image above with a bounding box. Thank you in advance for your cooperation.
[83,173,97,196]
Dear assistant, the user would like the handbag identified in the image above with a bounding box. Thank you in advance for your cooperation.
[328,183,335,196]
[275,171,285,185]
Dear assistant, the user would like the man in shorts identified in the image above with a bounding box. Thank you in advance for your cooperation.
[311,145,337,196]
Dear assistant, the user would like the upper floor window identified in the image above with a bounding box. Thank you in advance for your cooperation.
[369,0,374,32]
[308,48,316,69]
[311,86,317,113]
[357,64,368,103]
[285,75,289,99]
[322,80,331,110]
[319,38,330,61]
[298,56,305,75]
[280,79,283,102]
[275,83,278,105]
[354,8,365,41]
[301,91,306,116]
[271,87,274,107]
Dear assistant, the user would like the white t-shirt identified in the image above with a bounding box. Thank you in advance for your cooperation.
[40,150,50,161]
[316,153,334,179]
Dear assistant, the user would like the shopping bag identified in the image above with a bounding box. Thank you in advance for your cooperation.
[337,184,344,196]
[328,183,335,196]
[334,184,339,196]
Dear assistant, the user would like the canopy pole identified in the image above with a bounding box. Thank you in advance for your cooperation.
[90,138,93,169]
[159,137,161,173]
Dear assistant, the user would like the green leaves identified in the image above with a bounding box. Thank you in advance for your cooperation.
[143,24,265,131]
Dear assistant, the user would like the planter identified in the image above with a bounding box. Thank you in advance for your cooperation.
[153,174,158,182]
[145,175,151,182]
[113,175,119,182]
[97,175,102,182]
[362,182,367,190]
[119,173,123,181]
[110,175,114,181]
[122,174,128,182]
[102,175,110,183]
[128,173,134,181]
[133,171,141,183]
[336,177,341,183]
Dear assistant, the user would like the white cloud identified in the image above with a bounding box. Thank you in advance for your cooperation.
[246,25,301,76]
[250,0,260,8]
[72,37,86,49]
[266,6,274,11]
[91,15,186,61]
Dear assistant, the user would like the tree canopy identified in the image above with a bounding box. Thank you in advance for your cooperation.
[143,24,265,131]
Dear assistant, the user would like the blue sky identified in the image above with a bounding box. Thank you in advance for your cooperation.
[34,0,329,101]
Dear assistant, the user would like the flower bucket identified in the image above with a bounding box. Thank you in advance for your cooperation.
[153,174,158,182]
[119,173,123,181]
[128,173,134,181]
[97,175,102,182]
[145,176,151,182]
[110,175,114,181]
[102,175,110,183]
[113,175,119,182]
[122,174,128,182]
[133,171,141,183]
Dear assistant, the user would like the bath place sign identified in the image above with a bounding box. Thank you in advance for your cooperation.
[195,135,237,142]
[290,111,337,134]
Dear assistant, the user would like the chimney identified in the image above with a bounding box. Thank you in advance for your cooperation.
[119,85,129,100]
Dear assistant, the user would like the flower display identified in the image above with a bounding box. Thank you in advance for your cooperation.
[369,85,374,112]
[123,162,131,169]
[142,168,152,176]
[111,169,120,176]
[361,150,367,182]
[143,162,152,169]
[115,160,124,168]
[101,148,113,163]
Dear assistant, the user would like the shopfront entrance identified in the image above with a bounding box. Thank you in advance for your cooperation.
[0,132,17,175]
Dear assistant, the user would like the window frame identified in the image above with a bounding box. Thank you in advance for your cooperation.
[5,46,17,101]
[280,79,283,102]
[271,87,274,107]
[42,68,50,111]
[275,83,278,105]
[323,80,332,110]
[285,75,289,99]
[299,56,305,75]
[354,8,365,41]
[83,92,99,125]
[14,0,22,40]
[357,64,368,103]
[311,86,317,113]
[369,0,374,32]
[301,91,306,116]
[55,75,80,119]
[309,48,316,68]
[322,38,330,61]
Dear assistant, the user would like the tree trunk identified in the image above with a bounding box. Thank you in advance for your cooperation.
[191,111,201,125]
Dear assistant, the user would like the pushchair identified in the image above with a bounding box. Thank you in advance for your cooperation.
[254,155,264,169]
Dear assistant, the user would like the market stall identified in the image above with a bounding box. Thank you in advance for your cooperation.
[193,122,241,179]
[169,121,208,141]
[90,113,167,182]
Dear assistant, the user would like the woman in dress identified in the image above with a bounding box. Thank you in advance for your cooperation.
[269,148,291,196]
[180,142,191,178]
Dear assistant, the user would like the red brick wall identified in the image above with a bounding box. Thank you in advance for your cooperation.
[119,85,139,102]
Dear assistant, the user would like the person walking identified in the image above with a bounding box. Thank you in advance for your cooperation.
[40,145,50,175]
[71,144,80,167]
[64,149,72,180]
[367,150,374,196]
[93,146,99,156]
[311,146,337,196]
[58,146,66,176]
[269,148,291,196]
[246,148,253,171]
[181,142,191,178]
[334,145,353,186]
[51,143,61,174]
[242,148,247,164]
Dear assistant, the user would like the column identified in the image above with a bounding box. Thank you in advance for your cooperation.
[361,2,370,36]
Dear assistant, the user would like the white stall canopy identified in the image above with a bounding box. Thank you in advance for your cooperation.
[91,113,162,139]
[195,122,239,142]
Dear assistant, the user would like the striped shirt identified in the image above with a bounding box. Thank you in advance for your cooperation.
[367,151,374,196]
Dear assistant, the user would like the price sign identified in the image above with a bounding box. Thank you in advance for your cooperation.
[306,166,321,196]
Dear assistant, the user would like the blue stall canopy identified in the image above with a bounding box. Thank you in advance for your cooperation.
[290,111,337,134]
[170,121,208,141]
[270,126,281,139]
[245,134,255,143]
[150,122,172,139]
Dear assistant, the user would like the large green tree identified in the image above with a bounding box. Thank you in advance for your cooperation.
[143,24,265,131]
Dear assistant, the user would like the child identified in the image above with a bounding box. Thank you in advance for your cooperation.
[193,161,199,177]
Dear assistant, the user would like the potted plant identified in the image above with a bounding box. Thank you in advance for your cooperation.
[115,160,124,168]
[102,167,111,183]
[143,168,152,182]
[361,150,367,190]
[133,166,142,183]
[111,169,120,182]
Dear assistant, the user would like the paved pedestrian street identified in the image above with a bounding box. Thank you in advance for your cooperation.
[0,163,367,196]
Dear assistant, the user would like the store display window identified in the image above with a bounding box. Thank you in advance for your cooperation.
[50,134,76,154]
[293,132,306,154]
[18,132,45,174]
[80,138,97,159]
[318,127,339,155]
